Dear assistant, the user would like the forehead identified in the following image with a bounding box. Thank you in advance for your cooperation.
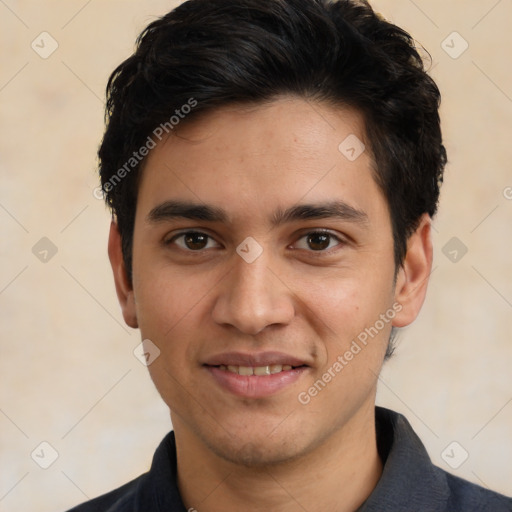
[136,97,387,224]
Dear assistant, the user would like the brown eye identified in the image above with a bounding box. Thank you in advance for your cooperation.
[293,230,343,252]
[307,232,331,251]
[170,231,219,251]
[184,233,208,250]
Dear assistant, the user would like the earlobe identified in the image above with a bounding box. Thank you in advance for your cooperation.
[108,221,138,329]
[392,214,433,328]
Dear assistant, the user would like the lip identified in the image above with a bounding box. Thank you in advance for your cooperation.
[203,351,310,368]
[203,351,311,399]
[205,365,309,399]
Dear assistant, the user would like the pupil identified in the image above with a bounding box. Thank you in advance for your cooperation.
[185,233,207,250]
[308,233,329,251]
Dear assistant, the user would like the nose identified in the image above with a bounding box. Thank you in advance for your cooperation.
[211,252,295,335]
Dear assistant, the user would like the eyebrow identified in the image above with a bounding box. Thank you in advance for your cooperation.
[271,201,368,226]
[148,201,227,223]
[147,200,368,226]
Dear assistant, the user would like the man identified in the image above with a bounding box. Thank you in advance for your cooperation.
[68,0,512,510]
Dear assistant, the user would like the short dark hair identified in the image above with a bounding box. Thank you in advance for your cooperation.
[99,0,446,281]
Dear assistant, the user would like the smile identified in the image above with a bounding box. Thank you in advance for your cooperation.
[218,364,296,375]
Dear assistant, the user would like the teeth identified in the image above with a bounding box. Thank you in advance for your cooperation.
[238,366,253,376]
[221,364,295,375]
[254,366,271,376]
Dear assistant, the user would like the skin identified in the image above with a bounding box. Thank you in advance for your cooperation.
[109,97,432,512]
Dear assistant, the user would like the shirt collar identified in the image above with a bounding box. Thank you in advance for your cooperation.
[357,406,449,511]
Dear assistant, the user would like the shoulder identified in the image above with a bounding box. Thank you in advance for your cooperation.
[64,431,183,512]
[368,407,512,511]
[65,474,144,512]
[442,470,512,512]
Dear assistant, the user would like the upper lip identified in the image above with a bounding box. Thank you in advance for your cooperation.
[203,351,310,368]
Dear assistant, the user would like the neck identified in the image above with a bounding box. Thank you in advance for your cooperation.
[174,404,382,512]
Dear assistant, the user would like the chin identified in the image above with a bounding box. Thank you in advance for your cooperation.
[208,436,304,468]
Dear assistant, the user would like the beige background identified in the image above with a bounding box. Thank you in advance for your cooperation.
[1,1,511,510]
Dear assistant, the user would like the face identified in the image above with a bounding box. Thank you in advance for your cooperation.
[110,97,431,466]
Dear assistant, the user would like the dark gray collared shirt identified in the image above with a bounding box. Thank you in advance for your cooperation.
[67,407,512,511]
[359,408,511,511]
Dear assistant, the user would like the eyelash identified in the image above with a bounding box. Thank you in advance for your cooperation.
[165,229,346,254]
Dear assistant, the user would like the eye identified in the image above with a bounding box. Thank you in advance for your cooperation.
[293,230,344,252]
[168,231,220,251]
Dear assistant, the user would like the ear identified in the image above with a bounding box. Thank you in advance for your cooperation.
[392,214,433,328]
[108,221,138,329]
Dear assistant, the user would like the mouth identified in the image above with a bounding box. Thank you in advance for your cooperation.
[209,364,306,376]
[203,353,310,399]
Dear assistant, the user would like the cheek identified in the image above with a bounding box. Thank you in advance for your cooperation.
[302,277,394,404]
[295,269,396,384]
[298,270,392,333]
[135,271,205,408]
[133,258,205,335]
[133,262,219,392]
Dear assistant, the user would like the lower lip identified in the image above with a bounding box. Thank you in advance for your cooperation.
[205,366,308,399]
